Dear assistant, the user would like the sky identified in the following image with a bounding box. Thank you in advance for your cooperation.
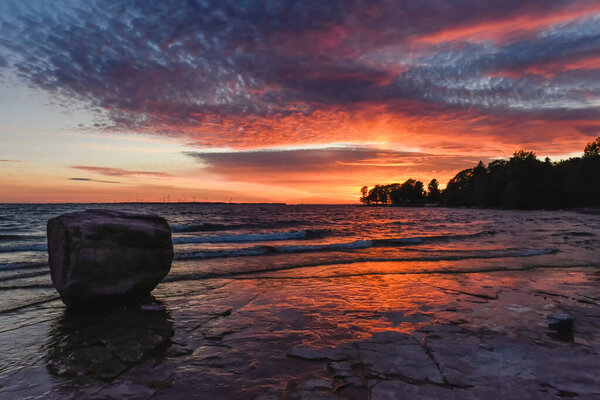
[1,0,600,204]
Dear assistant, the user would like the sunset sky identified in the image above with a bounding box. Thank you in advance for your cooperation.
[1,0,600,203]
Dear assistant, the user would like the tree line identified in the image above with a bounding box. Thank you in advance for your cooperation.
[360,137,600,209]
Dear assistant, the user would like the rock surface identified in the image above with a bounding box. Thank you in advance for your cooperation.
[47,209,173,306]
[46,298,174,381]
[3,264,600,399]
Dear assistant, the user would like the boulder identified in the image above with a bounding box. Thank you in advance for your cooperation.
[47,209,173,307]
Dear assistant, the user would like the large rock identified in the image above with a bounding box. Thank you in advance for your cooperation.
[47,209,173,306]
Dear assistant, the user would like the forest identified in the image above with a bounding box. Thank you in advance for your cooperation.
[360,137,600,209]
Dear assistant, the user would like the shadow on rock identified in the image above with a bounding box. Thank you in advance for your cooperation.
[45,297,174,381]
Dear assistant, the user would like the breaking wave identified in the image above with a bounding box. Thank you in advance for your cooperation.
[175,231,496,260]
[173,229,328,244]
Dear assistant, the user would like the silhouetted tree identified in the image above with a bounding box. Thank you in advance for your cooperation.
[441,167,475,206]
[427,179,441,202]
[360,186,370,204]
[359,180,426,206]
[584,137,600,158]
[512,149,537,161]
[389,179,425,205]
[361,138,600,209]
[365,184,390,205]
[438,141,600,209]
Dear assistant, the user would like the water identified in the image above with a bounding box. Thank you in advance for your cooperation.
[1,203,600,311]
[1,203,600,398]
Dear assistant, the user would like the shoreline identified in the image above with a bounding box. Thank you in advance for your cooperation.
[1,264,599,398]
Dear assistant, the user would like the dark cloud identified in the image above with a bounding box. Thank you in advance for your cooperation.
[186,146,492,179]
[187,147,386,173]
[577,125,600,136]
[68,165,174,178]
[68,177,120,184]
[387,16,600,114]
[0,0,598,142]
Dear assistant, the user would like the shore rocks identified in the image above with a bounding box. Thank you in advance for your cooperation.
[547,313,574,332]
[46,300,174,381]
[47,209,173,307]
[547,313,574,342]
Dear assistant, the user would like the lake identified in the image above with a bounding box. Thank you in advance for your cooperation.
[1,204,600,398]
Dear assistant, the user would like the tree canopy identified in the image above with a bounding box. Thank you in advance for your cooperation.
[360,137,600,209]
[360,179,426,206]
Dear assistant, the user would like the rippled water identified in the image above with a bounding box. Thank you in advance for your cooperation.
[1,203,600,398]
[1,203,600,312]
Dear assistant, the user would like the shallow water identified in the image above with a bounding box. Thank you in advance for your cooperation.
[1,204,600,398]
[1,204,599,286]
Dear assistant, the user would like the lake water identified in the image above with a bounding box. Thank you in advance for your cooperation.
[1,203,600,313]
[1,204,600,398]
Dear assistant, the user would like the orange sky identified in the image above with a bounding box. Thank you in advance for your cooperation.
[1,1,599,203]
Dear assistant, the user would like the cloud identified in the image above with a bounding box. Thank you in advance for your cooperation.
[0,159,23,162]
[577,125,600,136]
[187,146,485,171]
[0,0,598,151]
[68,177,120,184]
[186,146,493,187]
[68,165,174,178]
[386,16,600,114]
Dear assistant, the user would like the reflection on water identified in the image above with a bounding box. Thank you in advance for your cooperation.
[46,299,173,381]
[0,205,599,397]
[2,205,600,280]
[0,264,598,399]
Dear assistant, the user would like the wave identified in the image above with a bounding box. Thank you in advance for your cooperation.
[0,235,27,241]
[0,294,61,314]
[0,262,48,271]
[176,240,375,259]
[168,247,561,281]
[551,231,595,237]
[171,219,305,232]
[175,230,496,260]
[0,269,50,282]
[173,229,328,244]
[172,222,250,232]
[0,283,54,290]
[0,244,47,253]
[0,234,45,242]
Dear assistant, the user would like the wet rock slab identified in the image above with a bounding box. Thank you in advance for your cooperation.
[46,299,174,381]
[290,322,600,398]
[289,330,443,385]
[3,267,600,399]
[421,324,600,396]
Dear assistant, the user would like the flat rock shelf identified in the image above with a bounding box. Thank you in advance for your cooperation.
[1,265,599,399]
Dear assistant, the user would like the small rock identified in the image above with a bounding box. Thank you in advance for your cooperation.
[547,313,574,342]
[208,306,233,317]
[547,313,574,331]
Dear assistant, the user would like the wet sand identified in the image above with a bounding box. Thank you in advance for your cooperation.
[1,263,599,399]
